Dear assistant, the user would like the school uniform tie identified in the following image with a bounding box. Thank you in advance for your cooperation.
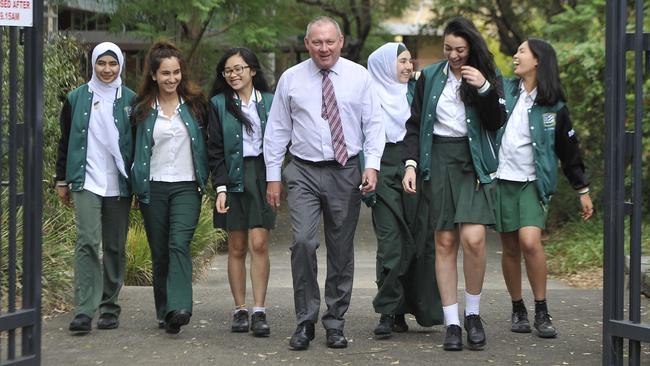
[320,69,348,166]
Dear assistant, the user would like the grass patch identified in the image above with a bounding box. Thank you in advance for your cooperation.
[545,213,650,275]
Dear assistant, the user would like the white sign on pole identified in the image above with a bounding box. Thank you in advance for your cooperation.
[0,0,33,27]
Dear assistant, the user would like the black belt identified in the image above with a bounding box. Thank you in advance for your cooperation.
[293,154,358,167]
[243,153,263,160]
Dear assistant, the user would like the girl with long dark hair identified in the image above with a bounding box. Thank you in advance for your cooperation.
[131,41,209,335]
[402,17,505,351]
[495,38,593,338]
[207,47,275,336]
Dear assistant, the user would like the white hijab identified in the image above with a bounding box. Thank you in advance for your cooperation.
[367,42,411,142]
[87,42,128,178]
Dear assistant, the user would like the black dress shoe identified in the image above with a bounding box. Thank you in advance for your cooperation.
[373,314,394,339]
[289,321,315,350]
[97,313,119,330]
[392,314,409,333]
[165,309,191,334]
[464,314,486,350]
[69,314,92,334]
[511,309,532,333]
[250,311,270,337]
[443,324,463,351]
[534,311,557,338]
[231,310,249,333]
[326,329,348,349]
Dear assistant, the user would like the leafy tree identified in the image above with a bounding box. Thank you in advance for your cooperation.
[427,0,577,56]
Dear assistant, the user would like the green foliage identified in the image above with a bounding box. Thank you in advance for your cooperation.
[427,0,572,55]
[546,213,650,275]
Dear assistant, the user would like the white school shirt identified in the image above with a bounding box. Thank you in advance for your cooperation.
[434,67,467,137]
[496,85,537,181]
[149,100,196,182]
[239,89,263,157]
[83,102,121,197]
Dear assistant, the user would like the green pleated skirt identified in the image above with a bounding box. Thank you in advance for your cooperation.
[213,155,276,231]
[424,136,495,230]
[494,179,547,232]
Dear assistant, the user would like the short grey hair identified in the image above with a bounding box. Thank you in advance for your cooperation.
[305,16,342,38]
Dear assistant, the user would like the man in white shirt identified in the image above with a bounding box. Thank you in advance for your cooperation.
[264,16,385,350]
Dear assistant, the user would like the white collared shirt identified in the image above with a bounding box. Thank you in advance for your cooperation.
[83,107,120,197]
[496,85,537,181]
[240,89,263,157]
[149,100,196,182]
[264,57,385,181]
[434,68,467,137]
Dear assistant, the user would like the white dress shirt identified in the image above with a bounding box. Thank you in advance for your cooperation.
[149,101,196,182]
[240,89,264,157]
[83,108,120,197]
[496,85,537,181]
[434,68,467,137]
[264,58,385,181]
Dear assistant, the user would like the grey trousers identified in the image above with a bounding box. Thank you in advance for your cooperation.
[284,157,362,330]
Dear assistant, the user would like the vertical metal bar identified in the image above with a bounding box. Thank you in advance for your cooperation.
[627,1,644,365]
[22,0,44,360]
[604,0,627,365]
[6,26,18,363]
[0,27,4,365]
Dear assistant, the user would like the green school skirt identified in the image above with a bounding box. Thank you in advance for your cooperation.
[494,179,547,232]
[424,136,495,230]
[213,155,276,231]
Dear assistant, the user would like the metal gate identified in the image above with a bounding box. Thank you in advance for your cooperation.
[603,0,650,365]
[0,0,44,365]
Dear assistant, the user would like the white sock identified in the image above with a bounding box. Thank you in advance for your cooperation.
[253,307,266,314]
[465,291,482,316]
[443,303,460,326]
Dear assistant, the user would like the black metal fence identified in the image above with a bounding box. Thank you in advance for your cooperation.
[603,0,649,365]
[0,1,44,365]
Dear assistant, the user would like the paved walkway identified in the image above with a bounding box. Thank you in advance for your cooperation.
[42,206,604,365]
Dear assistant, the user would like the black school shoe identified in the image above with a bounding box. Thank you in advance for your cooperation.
[289,321,315,350]
[373,314,394,339]
[511,308,532,333]
[165,309,191,334]
[442,324,463,351]
[325,329,348,349]
[534,310,557,338]
[69,314,92,334]
[231,310,249,333]
[97,313,119,330]
[464,314,486,350]
[250,311,270,337]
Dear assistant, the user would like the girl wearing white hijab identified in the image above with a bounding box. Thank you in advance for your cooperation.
[367,42,443,339]
[55,42,136,335]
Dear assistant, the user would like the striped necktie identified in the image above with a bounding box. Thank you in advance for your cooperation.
[320,69,348,166]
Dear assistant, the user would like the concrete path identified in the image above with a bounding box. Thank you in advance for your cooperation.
[42,206,605,365]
